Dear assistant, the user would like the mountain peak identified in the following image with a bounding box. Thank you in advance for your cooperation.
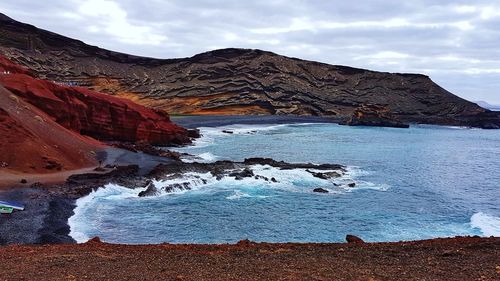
[1,12,498,128]
[189,48,275,62]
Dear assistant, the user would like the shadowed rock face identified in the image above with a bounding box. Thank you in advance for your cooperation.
[1,13,499,128]
[341,104,410,128]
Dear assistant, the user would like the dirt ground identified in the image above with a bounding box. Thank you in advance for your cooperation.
[0,236,498,281]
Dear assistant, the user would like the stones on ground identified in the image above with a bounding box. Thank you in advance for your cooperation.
[8,94,19,103]
[87,237,103,244]
[34,115,45,123]
[20,179,27,184]
[346,234,365,244]
[45,160,62,171]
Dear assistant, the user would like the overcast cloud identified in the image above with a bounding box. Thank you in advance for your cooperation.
[2,0,500,103]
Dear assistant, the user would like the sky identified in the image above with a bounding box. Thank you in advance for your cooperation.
[2,0,500,104]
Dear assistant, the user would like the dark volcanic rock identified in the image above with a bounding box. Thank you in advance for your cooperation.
[148,158,345,183]
[307,170,342,179]
[346,234,365,244]
[0,13,498,128]
[243,158,344,171]
[313,188,329,193]
[229,168,254,180]
[187,129,201,138]
[163,182,191,193]
[66,165,143,188]
[138,180,160,197]
[341,104,409,128]
[110,142,186,160]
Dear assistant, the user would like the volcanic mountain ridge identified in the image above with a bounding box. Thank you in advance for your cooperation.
[0,55,191,178]
[0,13,499,128]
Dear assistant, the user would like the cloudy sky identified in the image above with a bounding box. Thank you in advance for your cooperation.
[2,0,500,103]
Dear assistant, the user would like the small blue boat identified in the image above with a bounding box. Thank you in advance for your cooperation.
[0,200,25,211]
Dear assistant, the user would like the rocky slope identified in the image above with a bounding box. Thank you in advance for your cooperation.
[0,55,191,176]
[0,13,499,128]
[0,55,191,145]
[0,84,102,174]
[1,237,498,280]
[341,104,410,128]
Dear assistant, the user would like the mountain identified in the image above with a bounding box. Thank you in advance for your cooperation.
[0,55,191,175]
[475,101,500,111]
[0,13,499,129]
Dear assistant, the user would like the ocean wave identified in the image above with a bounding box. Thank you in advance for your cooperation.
[180,152,219,163]
[68,183,145,243]
[225,190,270,200]
[187,123,322,148]
[470,212,500,236]
[226,190,252,200]
[150,172,216,196]
[142,164,388,197]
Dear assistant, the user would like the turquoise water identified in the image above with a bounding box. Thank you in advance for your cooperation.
[69,123,500,244]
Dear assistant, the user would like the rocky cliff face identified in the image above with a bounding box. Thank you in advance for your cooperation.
[341,104,410,128]
[0,55,191,145]
[1,13,498,128]
[0,84,102,173]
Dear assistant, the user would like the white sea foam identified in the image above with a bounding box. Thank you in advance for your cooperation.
[226,190,253,200]
[225,190,271,200]
[175,123,326,163]
[470,212,500,236]
[68,183,146,243]
[154,164,386,196]
[180,152,219,163]
[192,123,317,145]
[143,163,388,197]
[149,172,217,196]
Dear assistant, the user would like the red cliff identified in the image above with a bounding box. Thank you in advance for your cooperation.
[0,55,191,146]
[0,55,193,184]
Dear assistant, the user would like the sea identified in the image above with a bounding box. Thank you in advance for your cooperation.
[69,119,500,244]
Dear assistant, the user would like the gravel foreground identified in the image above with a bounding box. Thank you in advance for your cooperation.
[0,237,498,281]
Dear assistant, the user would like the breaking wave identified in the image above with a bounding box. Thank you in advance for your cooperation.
[470,212,500,236]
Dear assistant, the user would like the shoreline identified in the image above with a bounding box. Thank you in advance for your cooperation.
[171,114,339,129]
[1,115,499,280]
[1,236,498,280]
[1,116,498,246]
[0,146,172,245]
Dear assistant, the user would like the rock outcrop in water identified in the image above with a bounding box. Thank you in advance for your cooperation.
[137,157,346,196]
[341,104,410,128]
[1,13,499,129]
